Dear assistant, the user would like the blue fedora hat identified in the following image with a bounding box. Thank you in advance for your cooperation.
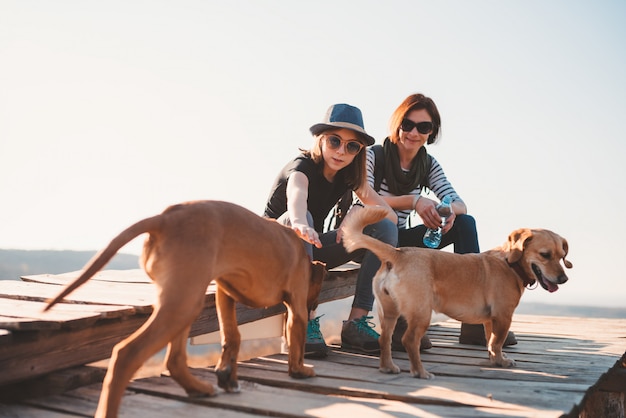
[309,103,375,146]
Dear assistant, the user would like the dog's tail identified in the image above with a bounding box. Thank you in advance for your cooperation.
[43,215,162,312]
[342,206,399,263]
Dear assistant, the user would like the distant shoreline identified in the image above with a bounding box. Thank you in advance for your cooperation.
[515,301,626,320]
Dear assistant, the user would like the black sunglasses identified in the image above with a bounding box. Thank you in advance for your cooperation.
[325,134,364,155]
[400,119,433,134]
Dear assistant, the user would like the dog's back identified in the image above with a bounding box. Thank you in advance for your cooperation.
[142,201,307,277]
[138,200,314,308]
[342,206,521,318]
[46,200,312,311]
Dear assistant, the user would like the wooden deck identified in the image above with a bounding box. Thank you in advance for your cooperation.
[0,268,624,417]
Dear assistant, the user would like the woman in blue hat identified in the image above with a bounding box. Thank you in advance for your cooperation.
[264,103,398,358]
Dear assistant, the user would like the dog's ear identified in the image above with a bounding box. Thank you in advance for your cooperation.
[306,261,326,312]
[561,237,573,269]
[505,228,534,264]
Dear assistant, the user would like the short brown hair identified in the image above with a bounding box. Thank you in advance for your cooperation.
[389,93,441,145]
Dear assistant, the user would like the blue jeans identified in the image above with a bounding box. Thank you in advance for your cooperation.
[277,211,398,312]
[397,214,479,254]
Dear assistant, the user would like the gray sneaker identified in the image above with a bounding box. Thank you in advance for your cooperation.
[305,316,329,358]
[341,315,380,354]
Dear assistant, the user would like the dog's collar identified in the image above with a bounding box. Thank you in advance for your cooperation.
[508,262,536,288]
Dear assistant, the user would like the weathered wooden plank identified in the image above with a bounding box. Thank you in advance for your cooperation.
[22,269,152,284]
[0,403,78,417]
[430,318,626,358]
[0,298,136,330]
[0,315,62,331]
[504,314,626,339]
[230,356,582,415]
[128,372,541,418]
[329,346,614,381]
[1,313,623,418]
[0,365,106,403]
[0,280,156,314]
[19,385,261,418]
[13,376,530,418]
[0,314,149,386]
[248,350,594,390]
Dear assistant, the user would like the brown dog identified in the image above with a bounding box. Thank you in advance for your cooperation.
[342,206,572,379]
[44,200,326,418]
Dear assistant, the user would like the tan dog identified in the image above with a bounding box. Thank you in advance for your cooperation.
[342,206,572,379]
[45,200,326,418]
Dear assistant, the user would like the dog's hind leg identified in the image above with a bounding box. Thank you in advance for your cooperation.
[215,287,241,393]
[95,307,190,418]
[373,277,401,375]
[404,313,434,379]
[166,325,216,398]
[377,301,401,374]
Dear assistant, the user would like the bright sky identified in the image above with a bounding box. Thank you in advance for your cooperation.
[1,1,625,308]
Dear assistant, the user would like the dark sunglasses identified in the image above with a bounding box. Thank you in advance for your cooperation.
[400,119,433,134]
[325,134,364,155]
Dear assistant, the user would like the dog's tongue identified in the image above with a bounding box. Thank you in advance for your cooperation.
[546,280,559,293]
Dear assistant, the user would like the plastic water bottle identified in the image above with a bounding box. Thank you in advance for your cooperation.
[423,196,452,248]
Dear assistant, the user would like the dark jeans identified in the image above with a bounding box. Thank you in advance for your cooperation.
[278,211,398,312]
[397,214,479,254]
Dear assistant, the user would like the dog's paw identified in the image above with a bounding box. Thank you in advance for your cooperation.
[500,358,516,368]
[218,379,241,393]
[290,365,316,379]
[379,364,401,374]
[184,382,217,398]
[412,370,435,380]
[216,366,240,393]
[490,354,516,368]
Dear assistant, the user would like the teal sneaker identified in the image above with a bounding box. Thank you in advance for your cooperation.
[305,315,329,358]
[341,315,380,354]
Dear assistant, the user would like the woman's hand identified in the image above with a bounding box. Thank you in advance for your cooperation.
[442,211,456,234]
[416,197,457,233]
[292,223,322,248]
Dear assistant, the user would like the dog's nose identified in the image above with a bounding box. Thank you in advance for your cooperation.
[557,274,568,284]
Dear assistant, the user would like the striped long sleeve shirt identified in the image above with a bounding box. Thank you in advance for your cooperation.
[365,147,463,229]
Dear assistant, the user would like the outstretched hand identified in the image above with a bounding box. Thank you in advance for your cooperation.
[292,223,322,248]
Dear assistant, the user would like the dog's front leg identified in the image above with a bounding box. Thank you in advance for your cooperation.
[215,287,241,392]
[166,325,216,397]
[487,319,516,368]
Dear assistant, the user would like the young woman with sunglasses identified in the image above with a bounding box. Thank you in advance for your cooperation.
[264,103,398,358]
[368,93,516,348]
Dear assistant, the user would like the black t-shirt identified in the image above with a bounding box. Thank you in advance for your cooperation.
[264,153,350,232]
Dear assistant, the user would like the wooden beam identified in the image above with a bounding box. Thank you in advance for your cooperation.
[0,267,359,386]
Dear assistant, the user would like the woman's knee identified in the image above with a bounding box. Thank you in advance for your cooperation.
[365,218,398,246]
[450,214,479,254]
[454,214,477,235]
